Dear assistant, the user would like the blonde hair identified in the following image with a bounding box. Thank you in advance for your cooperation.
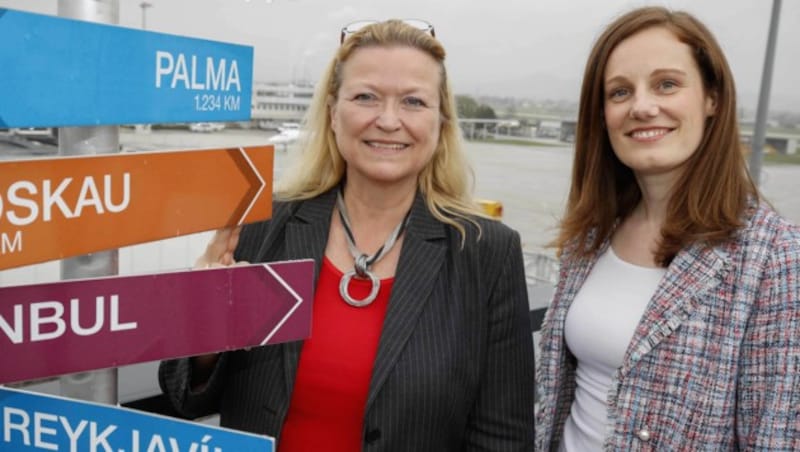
[277,19,487,240]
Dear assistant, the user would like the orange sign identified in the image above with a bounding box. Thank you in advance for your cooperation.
[0,146,273,270]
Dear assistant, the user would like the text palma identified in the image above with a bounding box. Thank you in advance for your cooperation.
[156,51,241,92]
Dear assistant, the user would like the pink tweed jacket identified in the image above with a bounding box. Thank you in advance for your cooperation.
[535,202,800,451]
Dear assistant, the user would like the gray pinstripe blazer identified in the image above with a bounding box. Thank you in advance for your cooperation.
[159,189,536,451]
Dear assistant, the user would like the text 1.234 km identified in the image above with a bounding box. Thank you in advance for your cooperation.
[194,94,241,112]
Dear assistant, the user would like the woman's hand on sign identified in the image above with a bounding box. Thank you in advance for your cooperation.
[195,226,247,268]
[189,226,247,388]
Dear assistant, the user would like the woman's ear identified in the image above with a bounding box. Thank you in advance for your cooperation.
[329,99,339,132]
[705,90,718,117]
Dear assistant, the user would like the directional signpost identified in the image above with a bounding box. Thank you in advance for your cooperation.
[0,5,295,440]
[0,260,313,384]
[0,387,275,451]
[0,146,273,270]
[0,8,253,127]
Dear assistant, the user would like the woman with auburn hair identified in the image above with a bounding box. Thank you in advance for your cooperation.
[160,19,535,451]
[536,6,800,451]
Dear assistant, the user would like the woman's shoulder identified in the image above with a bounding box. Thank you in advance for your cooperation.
[240,196,316,234]
[456,215,521,250]
[241,197,299,231]
[729,202,800,270]
[268,191,335,221]
[272,196,303,217]
[236,195,327,262]
[741,202,800,247]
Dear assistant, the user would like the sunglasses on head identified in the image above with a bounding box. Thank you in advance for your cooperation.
[340,19,435,44]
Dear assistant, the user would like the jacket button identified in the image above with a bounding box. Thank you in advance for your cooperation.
[637,429,651,442]
[365,428,381,444]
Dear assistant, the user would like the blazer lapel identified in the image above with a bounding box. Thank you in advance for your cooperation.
[281,190,336,397]
[366,194,447,409]
[620,241,730,376]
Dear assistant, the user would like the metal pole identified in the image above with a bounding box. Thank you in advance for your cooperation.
[749,0,782,187]
[136,2,154,134]
[140,2,152,30]
[56,0,120,405]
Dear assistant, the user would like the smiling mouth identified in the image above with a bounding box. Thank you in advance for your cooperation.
[365,141,408,150]
[628,128,672,140]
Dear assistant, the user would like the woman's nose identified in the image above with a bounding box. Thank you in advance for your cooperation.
[375,103,402,131]
[629,93,659,120]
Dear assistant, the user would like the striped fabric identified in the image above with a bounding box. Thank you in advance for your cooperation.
[160,189,536,451]
[535,202,800,451]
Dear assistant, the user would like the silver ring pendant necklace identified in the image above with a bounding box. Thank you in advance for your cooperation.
[336,189,410,307]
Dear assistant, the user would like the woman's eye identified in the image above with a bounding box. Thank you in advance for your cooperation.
[659,80,679,91]
[608,87,629,101]
[352,93,378,104]
[403,97,427,108]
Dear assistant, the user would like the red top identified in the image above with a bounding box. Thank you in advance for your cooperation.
[278,257,393,452]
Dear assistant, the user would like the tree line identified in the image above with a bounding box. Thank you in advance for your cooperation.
[456,95,496,119]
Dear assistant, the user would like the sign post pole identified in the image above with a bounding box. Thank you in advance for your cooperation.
[748,0,782,187]
[56,0,120,405]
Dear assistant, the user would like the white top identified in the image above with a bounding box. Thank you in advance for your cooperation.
[560,246,665,451]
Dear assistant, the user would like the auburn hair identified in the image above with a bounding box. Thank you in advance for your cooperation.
[553,6,757,266]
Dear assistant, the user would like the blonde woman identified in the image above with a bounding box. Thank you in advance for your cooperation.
[160,19,535,451]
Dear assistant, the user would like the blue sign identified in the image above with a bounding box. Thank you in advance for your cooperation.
[0,387,274,451]
[0,9,253,127]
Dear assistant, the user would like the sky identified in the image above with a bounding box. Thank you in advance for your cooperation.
[2,0,799,114]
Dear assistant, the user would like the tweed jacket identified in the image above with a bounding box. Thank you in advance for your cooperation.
[160,189,536,451]
[535,202,800,451]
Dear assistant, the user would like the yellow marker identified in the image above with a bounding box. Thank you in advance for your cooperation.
[477,199,503,219]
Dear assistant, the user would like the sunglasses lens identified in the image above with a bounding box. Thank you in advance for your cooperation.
[402,19,434,34]
[342,20,378,37]
[340,19,435,43]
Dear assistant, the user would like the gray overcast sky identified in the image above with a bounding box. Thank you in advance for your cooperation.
[2,0,798,113]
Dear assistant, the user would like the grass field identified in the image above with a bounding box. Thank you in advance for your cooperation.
[763,151,800,165]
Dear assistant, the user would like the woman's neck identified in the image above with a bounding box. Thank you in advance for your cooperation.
[634,172,676,226]
[340,178,417,228]
[612,173,676,267]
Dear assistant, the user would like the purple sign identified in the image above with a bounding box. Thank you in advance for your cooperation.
[0,260,314,384]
